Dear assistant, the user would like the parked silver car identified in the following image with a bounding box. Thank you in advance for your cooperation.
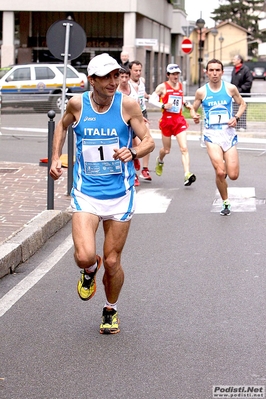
[0,63,88,112]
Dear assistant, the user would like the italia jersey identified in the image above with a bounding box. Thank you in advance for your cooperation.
[202,81,233,130]
[72,91,135,200]
[161,82,183,116]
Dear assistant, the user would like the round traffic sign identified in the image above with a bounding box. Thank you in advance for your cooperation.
[46,20,86,61]
[181,38,193,54]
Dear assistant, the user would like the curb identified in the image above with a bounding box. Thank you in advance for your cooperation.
[0,209,72,279]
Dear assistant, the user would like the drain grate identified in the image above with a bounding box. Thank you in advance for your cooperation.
[0,168,19,174]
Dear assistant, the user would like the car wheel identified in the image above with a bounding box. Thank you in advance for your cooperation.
[51,93,69,113]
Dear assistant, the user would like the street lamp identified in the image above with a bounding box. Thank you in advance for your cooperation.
[196,16,205,88]
[219,34,224,61]
[210,26,218,58]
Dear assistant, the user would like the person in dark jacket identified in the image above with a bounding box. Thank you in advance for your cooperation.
[231,55,253,131]
[119,51,130,69]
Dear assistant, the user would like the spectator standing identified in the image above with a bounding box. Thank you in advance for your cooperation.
[231,55,253,131]
[119,51,130,69]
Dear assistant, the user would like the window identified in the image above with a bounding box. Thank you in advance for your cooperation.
[57,66,78,78]
[6,68,31,81]
[35,67,55,80]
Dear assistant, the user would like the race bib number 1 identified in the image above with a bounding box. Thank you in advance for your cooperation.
[82,137,122,175]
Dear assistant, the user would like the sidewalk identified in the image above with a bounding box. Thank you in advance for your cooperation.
[0,162,72,278]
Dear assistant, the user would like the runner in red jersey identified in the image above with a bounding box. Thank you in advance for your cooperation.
[149,64,196,186]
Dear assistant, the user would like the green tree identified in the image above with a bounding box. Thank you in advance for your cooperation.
[211,0,266,57]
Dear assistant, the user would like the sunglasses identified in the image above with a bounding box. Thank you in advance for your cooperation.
[168,65,180,71]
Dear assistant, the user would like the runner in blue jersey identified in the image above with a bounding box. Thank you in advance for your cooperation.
[50,53,154,334]
[189,59,246,216]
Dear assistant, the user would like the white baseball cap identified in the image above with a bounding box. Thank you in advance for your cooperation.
[167,64,181,74]
[87,53,122,77]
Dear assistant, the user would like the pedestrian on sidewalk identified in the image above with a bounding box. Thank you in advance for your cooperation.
[231,55,253,132]
[190,58,246,215]
[50,53,154,334]
[149,63,196,186]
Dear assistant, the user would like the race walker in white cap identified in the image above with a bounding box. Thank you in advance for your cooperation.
[50,53,154,334]
[149,63,196,186]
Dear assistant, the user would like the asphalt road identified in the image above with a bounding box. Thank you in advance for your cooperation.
[1,139,266,399]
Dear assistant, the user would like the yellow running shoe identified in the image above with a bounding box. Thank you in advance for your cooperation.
[100,307,120,334]
[184,172,196,186]
[77,255,102,301]
[155,157,164,176]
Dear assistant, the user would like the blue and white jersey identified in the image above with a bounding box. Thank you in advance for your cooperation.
[72,91,135,200]
[202,81,233,130]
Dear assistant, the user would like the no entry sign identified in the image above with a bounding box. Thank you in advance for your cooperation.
[181,38,193,54]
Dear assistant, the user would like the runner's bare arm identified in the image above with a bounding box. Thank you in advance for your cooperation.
[148,83,166,108]
[190,88,204,124]
[230,85,247,117]
[49,96,80,180]
[114,97,154,163]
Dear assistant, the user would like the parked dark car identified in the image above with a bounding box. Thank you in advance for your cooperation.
[251,66,266,80]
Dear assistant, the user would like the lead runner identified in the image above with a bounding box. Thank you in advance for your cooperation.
[50,53,154,333]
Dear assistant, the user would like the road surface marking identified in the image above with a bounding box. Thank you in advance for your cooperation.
[212,187,256,212]
[2,127,47,133]
[0,234,73,318]
[135,188,174,214]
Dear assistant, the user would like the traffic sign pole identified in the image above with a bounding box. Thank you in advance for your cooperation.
[181,38,193,87]
[46,19,86,117]
[61,21,72,118]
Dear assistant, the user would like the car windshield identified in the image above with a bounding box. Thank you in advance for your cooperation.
[56,66,78,78]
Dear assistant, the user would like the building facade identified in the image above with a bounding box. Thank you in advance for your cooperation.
[0,0,178,93]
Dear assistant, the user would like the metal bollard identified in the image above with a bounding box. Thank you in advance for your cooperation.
[47,110,56,210]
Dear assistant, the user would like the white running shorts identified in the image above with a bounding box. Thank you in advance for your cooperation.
[71,187,136,222]
[204,126,238,152]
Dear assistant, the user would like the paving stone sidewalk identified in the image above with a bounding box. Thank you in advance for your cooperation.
[0,162,71,245]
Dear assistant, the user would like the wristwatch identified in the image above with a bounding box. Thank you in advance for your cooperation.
[234,115,240,122]
[161,104,165,110]
[129,148,137,160]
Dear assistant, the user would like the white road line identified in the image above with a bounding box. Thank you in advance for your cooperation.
[212,187,256,213]
[0,234,73,318]
[2,127,47,132]
[135,188,174,213]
